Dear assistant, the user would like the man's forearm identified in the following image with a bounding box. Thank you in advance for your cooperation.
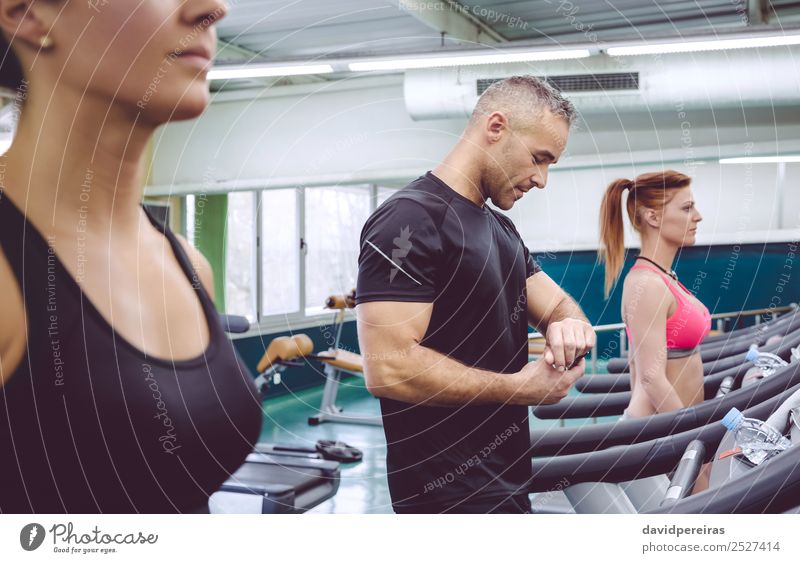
[369,343,535,407]
[537,294,589,333]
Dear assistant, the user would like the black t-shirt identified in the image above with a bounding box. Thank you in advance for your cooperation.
[356,171,541,511]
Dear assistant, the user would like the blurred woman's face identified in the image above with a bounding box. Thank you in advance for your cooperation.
[13,0,227,123]
[656,186,703,248]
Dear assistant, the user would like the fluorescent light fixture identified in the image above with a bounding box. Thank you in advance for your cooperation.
[207,64,334,81]
[348,49,591,72]
[607,34,800,56]
[719,155,800,164]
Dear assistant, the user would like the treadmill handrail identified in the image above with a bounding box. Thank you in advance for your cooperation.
[535,329,800,420]
[530,362,800,457]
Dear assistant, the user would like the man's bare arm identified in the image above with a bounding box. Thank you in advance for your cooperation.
[356,301,581,407]
[526,271,595,369]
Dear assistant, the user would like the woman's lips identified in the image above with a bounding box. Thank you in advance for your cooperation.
[175,53,212,71]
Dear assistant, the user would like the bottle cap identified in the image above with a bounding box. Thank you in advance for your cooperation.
[721,407,743,431]
[745,348,760,363]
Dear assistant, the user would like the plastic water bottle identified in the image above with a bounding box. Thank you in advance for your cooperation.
[745,345,788,377]
[721,407,792,465]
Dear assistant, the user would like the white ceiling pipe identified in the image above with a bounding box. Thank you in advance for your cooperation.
[404,45,800,120]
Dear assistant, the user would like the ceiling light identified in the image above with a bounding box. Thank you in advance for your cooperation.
[719,155,800,164]
[348,49,591,72]
[207,64,334,80]
[607,34,800,56]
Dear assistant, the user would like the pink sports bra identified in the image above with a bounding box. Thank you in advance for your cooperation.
[624,263,711,358]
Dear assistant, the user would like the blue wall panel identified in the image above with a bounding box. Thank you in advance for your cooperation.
[235,241,799,397]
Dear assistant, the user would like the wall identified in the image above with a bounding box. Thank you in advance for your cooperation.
[235,240,800,397]
[510,161,800,252]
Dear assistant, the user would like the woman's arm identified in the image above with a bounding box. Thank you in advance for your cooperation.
[624,270,684,413]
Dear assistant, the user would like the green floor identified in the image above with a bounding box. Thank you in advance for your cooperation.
[258,361,617,513]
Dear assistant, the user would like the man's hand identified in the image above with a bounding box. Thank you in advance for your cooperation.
[542,318,596,371]
[513,356,585,405]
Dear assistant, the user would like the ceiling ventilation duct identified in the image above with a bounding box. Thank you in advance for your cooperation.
[404,46,800,120]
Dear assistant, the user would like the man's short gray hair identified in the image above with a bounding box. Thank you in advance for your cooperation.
[470,75,577,130]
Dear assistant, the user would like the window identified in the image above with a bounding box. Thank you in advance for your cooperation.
[184,183,379,327]
[225,191,256,321]
[261,189,300,316]
[304,186,371,314]
[185,194,196,244]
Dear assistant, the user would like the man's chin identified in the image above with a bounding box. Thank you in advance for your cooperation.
[490,197,513,211]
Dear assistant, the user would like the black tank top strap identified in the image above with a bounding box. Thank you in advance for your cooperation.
[0,192,44,288]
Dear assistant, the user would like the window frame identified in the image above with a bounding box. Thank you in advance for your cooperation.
[178,184,386,337]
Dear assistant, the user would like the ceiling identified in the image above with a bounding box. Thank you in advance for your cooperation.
[215,0,800,65]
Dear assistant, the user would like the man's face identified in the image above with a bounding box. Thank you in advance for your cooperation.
[483,110,570,211]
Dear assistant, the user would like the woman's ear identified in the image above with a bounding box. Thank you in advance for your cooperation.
[642,207,661,229]
[0,0,52,52]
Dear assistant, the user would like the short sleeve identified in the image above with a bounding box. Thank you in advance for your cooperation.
[356,198,442,304]
[523,243,542,279]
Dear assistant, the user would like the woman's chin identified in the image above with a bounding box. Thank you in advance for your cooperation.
[682,233,698,247]
[171,93,210,121]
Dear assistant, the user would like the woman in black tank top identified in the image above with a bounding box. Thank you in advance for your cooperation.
[0,2,262,512]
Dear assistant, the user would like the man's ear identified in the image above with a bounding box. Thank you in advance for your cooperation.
[0,0,51,51]
[485,111,509,144]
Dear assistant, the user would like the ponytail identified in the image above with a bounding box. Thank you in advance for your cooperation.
[598,179,630,298]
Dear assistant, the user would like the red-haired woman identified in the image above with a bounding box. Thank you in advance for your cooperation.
[599,170,711,492]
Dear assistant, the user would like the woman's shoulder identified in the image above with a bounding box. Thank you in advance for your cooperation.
[624,266,671,294]
[622,267,674,318]
[0,246,26,388]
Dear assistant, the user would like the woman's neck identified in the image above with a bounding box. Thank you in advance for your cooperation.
[1,86,155,234]
[638,237,679,274]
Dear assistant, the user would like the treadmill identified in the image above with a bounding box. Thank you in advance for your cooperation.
[528,367,800,514]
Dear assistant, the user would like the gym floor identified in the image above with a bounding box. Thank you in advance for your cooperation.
[258,360,618,513]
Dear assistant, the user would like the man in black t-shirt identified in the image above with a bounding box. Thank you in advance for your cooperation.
[356,76,595,514]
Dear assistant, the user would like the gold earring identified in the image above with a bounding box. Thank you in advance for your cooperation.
[39,35,53,49]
